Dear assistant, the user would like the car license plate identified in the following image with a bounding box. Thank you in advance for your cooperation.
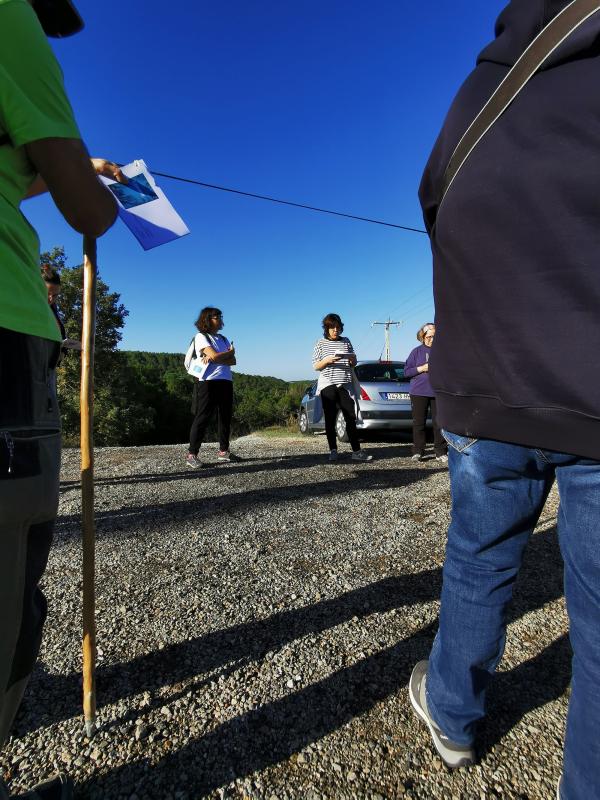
[385,392,410,400]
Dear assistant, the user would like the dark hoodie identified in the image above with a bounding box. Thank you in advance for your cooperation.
[419,0,600,459]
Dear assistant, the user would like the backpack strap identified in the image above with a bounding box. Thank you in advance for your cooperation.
[206,333,223,350]
[195,332,218,355]
[440,0,600,208]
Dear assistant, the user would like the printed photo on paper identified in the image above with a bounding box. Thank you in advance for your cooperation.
[107,173,159,209]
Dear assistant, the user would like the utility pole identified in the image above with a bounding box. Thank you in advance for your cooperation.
[372,319,403,361]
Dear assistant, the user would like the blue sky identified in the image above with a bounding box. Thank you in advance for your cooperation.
[27,0,507,380]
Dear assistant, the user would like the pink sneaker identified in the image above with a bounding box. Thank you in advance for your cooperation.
[217,450,231,462]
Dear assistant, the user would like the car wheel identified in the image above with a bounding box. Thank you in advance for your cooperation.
[298,409,310,434]
[336,411,350,443]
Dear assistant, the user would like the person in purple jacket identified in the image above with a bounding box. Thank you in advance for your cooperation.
[404,323,447,463]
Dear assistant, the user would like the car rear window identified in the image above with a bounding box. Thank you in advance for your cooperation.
[355,363,406,382]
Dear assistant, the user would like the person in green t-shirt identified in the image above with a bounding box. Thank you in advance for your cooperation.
[0,3,126,798]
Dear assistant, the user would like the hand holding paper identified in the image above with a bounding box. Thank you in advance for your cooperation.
[100,159,190,250]
[92,159,128,185]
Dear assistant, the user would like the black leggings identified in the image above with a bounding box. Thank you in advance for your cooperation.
[189,379,233,454]
[320,384,360,451]
[410,394,446,456]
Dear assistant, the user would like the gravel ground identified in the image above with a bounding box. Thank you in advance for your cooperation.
[2,433,568,800]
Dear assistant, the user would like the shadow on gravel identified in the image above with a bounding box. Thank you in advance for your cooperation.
[481,632,571,757]
[19,569,443,737]
[58,456,315,493]
[18,527,566,772]
[58,455,309,493]
[73,525,569,800]
[74,621,438,799]
[55,467,447,541]
[58,445,415,494]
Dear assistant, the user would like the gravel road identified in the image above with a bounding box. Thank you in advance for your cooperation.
[2,433,568,799]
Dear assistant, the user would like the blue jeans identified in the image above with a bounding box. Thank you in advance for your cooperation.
[426,431,600,800]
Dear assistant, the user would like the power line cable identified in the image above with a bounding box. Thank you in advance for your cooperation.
[402,297,435,317]
[391,301,434,328]
[386,284,432,318]
[148,168,428,234]
[349,285,427,331]
[402,299,436,323]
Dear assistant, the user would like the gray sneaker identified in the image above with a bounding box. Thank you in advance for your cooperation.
[186,453,201,469]
[409,661,476,768]
[436,455,449,465]
[411,453,423,461]
[351,450,373,462]
[328,450,339,462]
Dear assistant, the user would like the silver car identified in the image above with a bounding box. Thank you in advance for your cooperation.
[298,360,430,441]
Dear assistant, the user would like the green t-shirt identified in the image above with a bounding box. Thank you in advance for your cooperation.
[0,0,81,342]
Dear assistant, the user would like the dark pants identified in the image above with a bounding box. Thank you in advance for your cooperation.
[321,384,360,451]
[189,379,233,454]
[0,328,60,746]
[410,394,446,457]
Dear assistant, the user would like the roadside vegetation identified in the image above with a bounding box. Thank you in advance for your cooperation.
[256,424,307,438]
[44,247,308,447]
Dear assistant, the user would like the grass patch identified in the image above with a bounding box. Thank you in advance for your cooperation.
[257,425,304,439]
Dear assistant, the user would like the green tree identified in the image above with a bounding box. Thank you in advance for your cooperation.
[41,247,154,446]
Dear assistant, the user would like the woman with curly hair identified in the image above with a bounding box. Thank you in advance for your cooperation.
[186,306,236,467]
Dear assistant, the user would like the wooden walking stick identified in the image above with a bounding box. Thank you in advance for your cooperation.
[81,235,97,738]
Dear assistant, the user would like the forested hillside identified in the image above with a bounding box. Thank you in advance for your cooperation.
[44,247,308,447]
[59,348,307,447]
[122,351,307,446]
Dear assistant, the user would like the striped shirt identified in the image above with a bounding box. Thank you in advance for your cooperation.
[312,336,355,393]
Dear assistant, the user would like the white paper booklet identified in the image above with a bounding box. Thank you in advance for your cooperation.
[101,160,190,250]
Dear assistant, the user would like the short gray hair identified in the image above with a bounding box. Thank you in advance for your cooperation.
[416,323,435,343]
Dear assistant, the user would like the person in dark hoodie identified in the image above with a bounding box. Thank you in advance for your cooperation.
[408,2,600,798]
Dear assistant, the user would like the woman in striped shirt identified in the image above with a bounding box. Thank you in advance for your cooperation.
[312,313,373,462]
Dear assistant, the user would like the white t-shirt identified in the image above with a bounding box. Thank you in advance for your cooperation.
[195,333,233,381]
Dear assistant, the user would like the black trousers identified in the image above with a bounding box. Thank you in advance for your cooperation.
[410,394,446,456]
[321,384,360,451]
[189,379,233,454]
[0,328,60,745]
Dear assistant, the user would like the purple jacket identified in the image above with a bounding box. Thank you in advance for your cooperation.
[404,344,434,397]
